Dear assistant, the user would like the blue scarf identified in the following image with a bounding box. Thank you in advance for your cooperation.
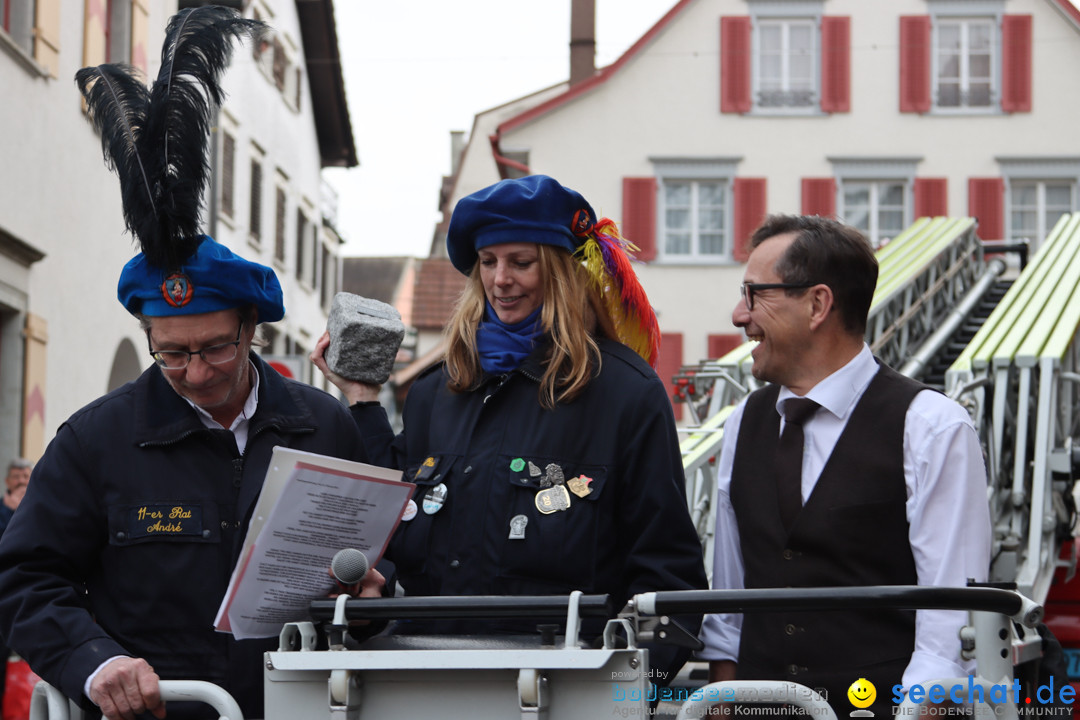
[476,303,544,374]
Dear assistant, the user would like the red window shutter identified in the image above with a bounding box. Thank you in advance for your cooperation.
[721,16,752,114]
[801,178,836,217]
[622,177,658,262]
[968,178,1005,240]
[899,16,932,113]
[820,16,851,113]
[913,178,948,218]
[708,333,743,360]
[1001,15,1032,113]
[732,177,767,263]
[658,332,684,421]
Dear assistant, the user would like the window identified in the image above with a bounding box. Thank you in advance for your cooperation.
[830,158,918,247]
[721,7,848,115]
[249,155,263,244]
[80,0,144,81]
[220,131,235,219]
[648,158,746,263]
[935,18,994,109]
[105,0,131,63]
[270,35,286,90]
[295,210,308,283]
[1009,181,1075,246]
[6,0,60,76]
[310,224,321,293]
[321,244,336,311]
[901,9,1030,115]
[294,66,303,112]
[662,180,729,259]
[253,22,302,112]
[623,172,763,263]
[2,0,35,55]
[840,180,908,248]
[998,158,1080,248]
[757,19,816,109]
[296,207,317,289]
[274,185,287,263]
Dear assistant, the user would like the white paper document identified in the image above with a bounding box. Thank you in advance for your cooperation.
[214,446,414,639]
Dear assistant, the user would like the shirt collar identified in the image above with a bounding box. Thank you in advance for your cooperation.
[775,343,876,421]
[187,359,261,432]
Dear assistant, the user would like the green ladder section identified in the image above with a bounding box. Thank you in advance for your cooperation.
[945,212,1080,605]
[949,213,1080,376]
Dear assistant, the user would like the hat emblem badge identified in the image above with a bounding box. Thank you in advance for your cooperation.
[161,273,194,308]
[571,209,593,237]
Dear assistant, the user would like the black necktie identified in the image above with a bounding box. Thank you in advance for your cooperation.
[777,398,820,531]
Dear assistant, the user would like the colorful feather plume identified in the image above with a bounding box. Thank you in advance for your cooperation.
[76,7,266,271]
[576,218,662,367]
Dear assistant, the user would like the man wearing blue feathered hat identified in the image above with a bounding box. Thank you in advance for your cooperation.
[0,8,378,720]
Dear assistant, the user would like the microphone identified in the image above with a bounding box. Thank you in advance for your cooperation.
[330,548,370,587]
[328,549,371,657]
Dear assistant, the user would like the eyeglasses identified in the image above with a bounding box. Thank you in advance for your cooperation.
[148,321,244,370]
[740,282,818,311]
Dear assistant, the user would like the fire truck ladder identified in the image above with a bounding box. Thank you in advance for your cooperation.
[946,212,1080,609]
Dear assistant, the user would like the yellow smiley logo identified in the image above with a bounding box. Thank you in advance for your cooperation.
[848,678,876,709]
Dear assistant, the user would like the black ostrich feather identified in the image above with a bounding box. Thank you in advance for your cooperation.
[76,6,267,271]
[75,64,156,252]
[139,7,266,269]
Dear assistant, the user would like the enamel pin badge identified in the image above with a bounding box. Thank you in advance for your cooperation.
[567,475,593,498]
[535,485,571,514]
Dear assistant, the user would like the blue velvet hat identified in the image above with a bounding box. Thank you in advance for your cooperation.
[117,236,285,322]
[445,174,663,368]
[446,175,597,275]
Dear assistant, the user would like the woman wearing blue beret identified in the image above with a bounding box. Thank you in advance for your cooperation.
[312,174,708,682]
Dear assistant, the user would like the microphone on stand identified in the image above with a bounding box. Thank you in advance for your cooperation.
[328,548,372,686]
[330,548,370,590]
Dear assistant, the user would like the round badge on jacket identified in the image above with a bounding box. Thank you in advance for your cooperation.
[422,483,448,514]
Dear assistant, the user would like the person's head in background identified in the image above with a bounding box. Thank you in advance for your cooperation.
[443,174,659,408]
[4,458,32,511]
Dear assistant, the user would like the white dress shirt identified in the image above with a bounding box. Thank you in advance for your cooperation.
[697,344,992,690]
[186,359,261,455]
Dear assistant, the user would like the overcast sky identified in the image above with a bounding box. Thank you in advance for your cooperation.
[324,1,675,258]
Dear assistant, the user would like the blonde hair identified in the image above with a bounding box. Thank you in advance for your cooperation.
[443,245,616,409]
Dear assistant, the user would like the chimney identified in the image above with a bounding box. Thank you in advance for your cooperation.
[569,0,596,85]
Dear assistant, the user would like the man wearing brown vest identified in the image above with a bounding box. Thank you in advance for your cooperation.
[697,215,991,716]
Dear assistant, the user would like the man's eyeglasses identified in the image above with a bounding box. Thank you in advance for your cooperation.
[740,282,818,311]
[148,321,244,370]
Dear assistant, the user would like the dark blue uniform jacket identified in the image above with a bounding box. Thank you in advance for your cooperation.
[352,337,708,681]
[0,354,367,719]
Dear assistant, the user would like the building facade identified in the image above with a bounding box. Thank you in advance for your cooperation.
[0,0,355,463]
[441,0,1080,419]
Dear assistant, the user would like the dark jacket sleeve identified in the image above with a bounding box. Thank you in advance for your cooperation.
[347,368,442,471]
[349,403,403,470]
[615,369,709,684]
[0,423,128,706]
